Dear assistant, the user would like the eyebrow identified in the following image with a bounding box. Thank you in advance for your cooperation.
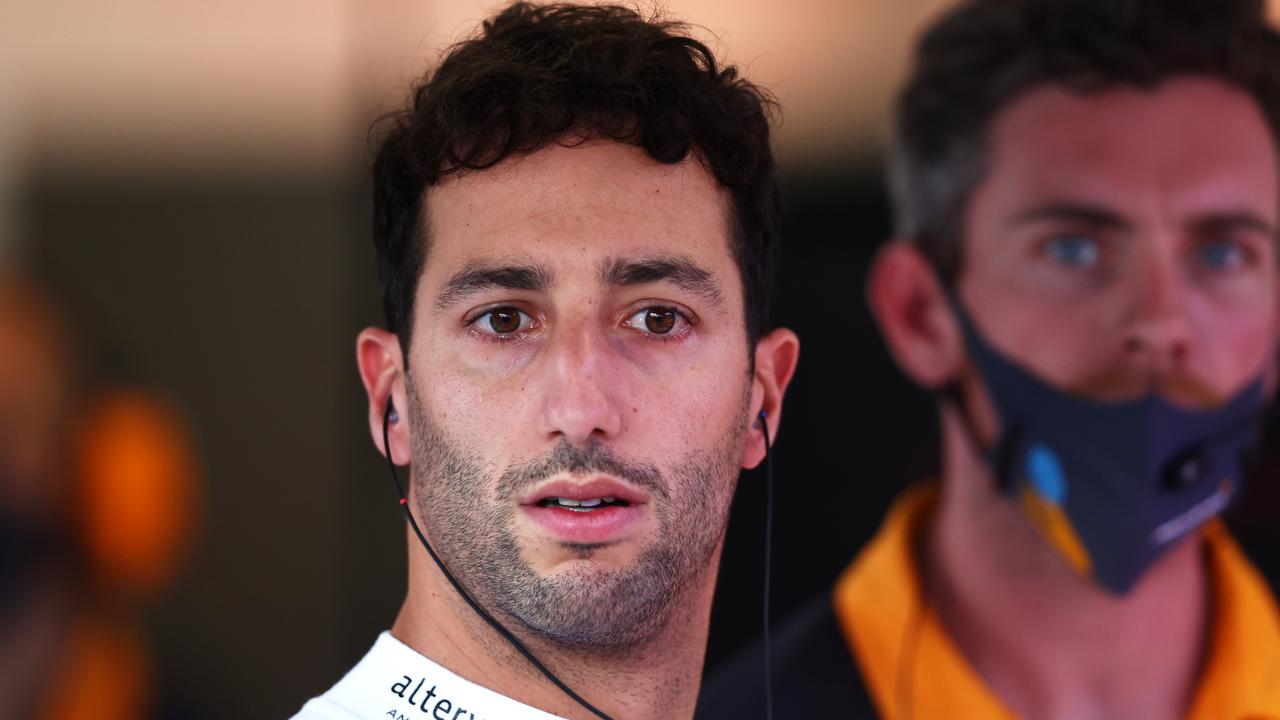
[1011,202,1280,241]
[1008,202,1134,231]
[599,254,723,304]
[435,262,554,310]
[1189,211,1279,240]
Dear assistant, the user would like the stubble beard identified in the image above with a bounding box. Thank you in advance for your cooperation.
[405,381,750,655]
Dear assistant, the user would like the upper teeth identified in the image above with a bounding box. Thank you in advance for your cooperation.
[539,496,626,510]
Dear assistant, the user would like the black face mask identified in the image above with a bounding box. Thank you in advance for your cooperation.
[951,301,1266,594]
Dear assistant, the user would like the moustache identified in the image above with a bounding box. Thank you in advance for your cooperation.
[1072,367,1228,408]
[495,439,669,501]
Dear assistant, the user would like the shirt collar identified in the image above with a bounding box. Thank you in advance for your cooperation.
[833,485,1280,720]
[309,632,568,720]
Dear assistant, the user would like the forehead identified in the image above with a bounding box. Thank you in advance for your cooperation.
[421,140,736,283]
[979,75,1279,220]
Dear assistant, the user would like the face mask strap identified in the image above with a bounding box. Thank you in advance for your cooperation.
[935,373,1025,494]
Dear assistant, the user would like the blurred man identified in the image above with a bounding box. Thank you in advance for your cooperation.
[0,272,196,720]
[699,0,1280,717]
[291,4,798,719]
[0,274,81,720]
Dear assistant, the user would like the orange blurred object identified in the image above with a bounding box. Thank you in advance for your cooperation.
[40,611,152,720]
[74,390,198,597]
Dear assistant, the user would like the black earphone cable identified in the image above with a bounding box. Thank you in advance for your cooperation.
[758,410,776,720]
[381,400,614,720]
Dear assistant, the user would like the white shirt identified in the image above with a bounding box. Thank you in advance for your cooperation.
[290,632,569,720]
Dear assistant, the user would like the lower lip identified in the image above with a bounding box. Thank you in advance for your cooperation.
[521,504,646,544]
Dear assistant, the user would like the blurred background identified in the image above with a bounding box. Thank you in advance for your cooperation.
[3,1,1280,718]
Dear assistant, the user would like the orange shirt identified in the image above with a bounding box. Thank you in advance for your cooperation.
[834,485,1280,719]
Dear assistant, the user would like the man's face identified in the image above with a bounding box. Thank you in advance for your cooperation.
[960,76,1279,416]
[402,141,752,651]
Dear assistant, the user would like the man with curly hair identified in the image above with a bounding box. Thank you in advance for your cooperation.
[700,0,1280,717]
[291,4,798,719]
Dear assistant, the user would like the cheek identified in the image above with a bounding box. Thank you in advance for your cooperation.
[1194,300,1275,383]
[624,357,750,448]
[967,281,1110,387]
[661,348,747,406]
[434,377,539,437]
[412,365,537,456]
[648,385,748,514]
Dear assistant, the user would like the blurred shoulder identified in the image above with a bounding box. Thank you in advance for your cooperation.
[696,591,875,719]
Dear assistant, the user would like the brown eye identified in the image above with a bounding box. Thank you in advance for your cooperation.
[475,307,531,335]
[624,306,684,336]
[645,309,676,334]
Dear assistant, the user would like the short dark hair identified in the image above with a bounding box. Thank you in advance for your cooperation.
[371,2,779,353]
[889,0,1280,281]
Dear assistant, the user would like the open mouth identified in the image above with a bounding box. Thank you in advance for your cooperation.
[520,478,650,543]
[536,496,632,512]
[519,476,649,510]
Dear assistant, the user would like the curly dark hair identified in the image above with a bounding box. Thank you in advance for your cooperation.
[371,2,779,353]
[889,0,1280,282]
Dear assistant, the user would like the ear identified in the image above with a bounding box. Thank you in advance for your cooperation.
[741,327,800,469]
[356,327,412,466]
[866,240,965,389]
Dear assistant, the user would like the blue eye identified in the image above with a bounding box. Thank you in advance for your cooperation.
[1045,235,1100,268]
[1198,241,1246,271]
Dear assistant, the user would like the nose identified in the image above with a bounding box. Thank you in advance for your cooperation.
[1121,251,1192,375]
[537,317,624,444]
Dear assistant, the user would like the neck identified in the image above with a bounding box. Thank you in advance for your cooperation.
[391,528,718,720]
[925,406,1211,720]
